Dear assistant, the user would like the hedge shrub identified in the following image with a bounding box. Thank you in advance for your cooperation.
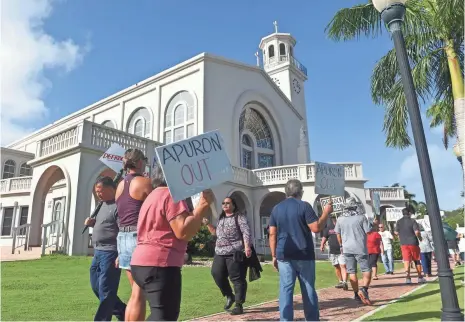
[187,226,215,257]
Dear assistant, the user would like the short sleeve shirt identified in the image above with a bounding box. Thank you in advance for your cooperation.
[269,198,318,261]
[395,216,420,246]
[131,187,189,267]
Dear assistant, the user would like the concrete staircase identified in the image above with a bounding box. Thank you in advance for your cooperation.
[0,246,42,262]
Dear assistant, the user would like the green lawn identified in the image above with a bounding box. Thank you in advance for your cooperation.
[365,269,465,321]
[1,255,400,321]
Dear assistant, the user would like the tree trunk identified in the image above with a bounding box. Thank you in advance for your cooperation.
[445,40,465,193]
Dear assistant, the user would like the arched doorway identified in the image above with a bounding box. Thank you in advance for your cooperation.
[259,192,286,239]
[29,165,69,253]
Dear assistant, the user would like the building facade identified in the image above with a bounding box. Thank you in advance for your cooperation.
[0,27,407,258]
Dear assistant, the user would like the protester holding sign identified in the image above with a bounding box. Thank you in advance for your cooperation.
[205,197,252,316]
[130,165,214,321]
[115,149,152,322]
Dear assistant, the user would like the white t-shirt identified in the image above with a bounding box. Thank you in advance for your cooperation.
[380,230,394,250]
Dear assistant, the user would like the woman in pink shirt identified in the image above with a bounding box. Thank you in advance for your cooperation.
[130,166,214,321]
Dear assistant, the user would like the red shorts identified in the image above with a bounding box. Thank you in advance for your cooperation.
[401,245,421,261]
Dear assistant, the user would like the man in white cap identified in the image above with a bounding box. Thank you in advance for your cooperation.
[335,197,372,305]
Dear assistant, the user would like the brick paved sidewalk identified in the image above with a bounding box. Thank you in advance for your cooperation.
[192,262,442,321]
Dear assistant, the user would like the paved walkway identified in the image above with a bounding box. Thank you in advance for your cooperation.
[192,262,442,321]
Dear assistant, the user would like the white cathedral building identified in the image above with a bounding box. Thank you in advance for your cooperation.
[0,25,407,259]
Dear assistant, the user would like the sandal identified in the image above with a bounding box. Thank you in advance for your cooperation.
[373,276,379,280]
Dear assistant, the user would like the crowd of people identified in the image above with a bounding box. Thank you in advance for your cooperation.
[84,151,462,321]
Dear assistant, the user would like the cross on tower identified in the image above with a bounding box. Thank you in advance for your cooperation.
[273,21,278,33]
[254,51,260,66]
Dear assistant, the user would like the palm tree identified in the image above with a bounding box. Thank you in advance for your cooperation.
[325,0,464,174]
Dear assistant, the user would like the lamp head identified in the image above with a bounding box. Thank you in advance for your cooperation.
[372,0,407,13]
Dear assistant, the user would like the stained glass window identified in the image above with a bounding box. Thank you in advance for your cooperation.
[242,149,253,170]
[258,154,274,168]
[239,108,274,149]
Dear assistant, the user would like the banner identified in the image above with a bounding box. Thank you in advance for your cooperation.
[386,207,403,222]
[155,130,233,202]
[314,162,345,197]
[320,196,345,215]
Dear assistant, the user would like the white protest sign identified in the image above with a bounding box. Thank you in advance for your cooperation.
[372,192,381,216]
[314,162,345,197]
[320,196,345,214]
[386,207,404,222]
[417,215,431,231]
[155,130,233,202]
[99,143,126,173]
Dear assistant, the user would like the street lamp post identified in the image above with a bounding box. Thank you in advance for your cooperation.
[372,0,464,320]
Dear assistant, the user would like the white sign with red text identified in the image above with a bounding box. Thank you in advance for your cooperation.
[99,143,150,177]
[99,143,126,173]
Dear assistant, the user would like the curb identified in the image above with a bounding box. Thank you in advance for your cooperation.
[354,275,439,321]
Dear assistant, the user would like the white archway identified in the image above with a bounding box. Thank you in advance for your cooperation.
[29,165,71,249]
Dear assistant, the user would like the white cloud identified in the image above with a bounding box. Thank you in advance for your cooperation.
[0,0,88,145]
[398,144,463,210]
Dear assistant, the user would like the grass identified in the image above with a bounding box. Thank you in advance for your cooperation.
[2,255,398,321]
[365,269,465,321]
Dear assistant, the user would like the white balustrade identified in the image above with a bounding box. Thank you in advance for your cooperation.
[0,177,32,194]
[366,187,405,200]
[39,126,79,157]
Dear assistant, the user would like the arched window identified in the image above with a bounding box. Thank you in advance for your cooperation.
[127,107,151,138]
[164,91,196,144]
[2,160,16,179]
[51,202,62,234]
[19,163,32,177]
[239,107,275,169]
[279,43,286,56]
[102,120,115,129]
[268,45,275,59]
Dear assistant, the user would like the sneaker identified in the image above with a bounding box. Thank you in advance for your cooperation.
[358,288,372,305]
[224,295,235,310]
[343,282,349,291]
[427,274,434,278]
[230,304,243,315]
[406,277,412,284]
[335,281,344,289]
[354,293,362,303]
[390,271,394,275]
[418,277,427,284]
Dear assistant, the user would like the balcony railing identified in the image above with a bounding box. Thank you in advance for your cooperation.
[290,56,307,76]
[365,187,406,201]
[35,120,163,162]
[0,176,32,194]
[263,54,307,77]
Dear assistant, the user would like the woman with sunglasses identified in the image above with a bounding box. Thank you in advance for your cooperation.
[115,148,152,321]
[204,197,252,315]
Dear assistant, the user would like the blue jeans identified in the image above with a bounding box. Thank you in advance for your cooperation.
[381,249,394,273]
[420,252,432,275]
[278,259,319,321]
[90,249,126,321]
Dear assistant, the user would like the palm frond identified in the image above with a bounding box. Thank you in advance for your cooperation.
[325,0,431,42]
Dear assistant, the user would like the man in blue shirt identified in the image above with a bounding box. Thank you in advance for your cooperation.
[269,179,333,321]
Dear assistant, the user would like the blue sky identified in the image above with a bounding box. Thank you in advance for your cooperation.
[2,0,463,210]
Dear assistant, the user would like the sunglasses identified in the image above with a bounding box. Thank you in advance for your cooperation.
[222,202,231,205]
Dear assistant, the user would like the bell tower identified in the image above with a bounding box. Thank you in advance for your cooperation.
[259,22,310,162]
